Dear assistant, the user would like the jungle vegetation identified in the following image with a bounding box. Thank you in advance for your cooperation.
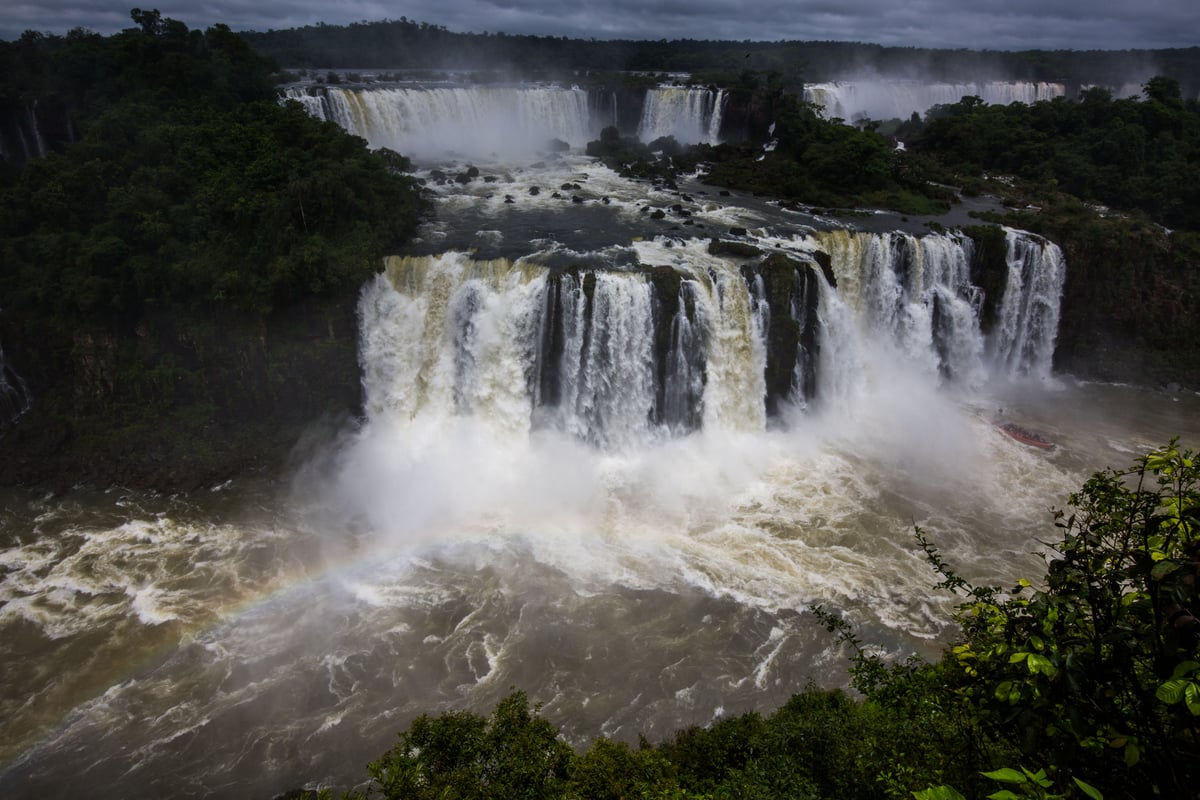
[0,10,425,487]
[237,18,1200,97]
[0,9,424,322]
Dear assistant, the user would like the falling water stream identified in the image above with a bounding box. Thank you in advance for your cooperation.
[2,85,1197,800]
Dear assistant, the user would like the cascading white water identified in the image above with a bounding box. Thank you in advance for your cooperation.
[282,87,329,120]
[803,80,1066,122]
[989,229,1066,380]
[283,83,730,158]
[357,229,1063,448]
[814,230,991,392]
[636,87,726,145]
[0,342,32,425]
[310,86,594,159]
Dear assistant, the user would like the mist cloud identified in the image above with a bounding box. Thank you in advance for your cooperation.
[2,0,1196,49]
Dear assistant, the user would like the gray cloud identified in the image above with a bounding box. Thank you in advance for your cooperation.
[1,0,1196,49]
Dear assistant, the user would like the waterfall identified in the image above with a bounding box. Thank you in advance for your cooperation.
[360,252,782,446]
[803,80,1066,122]
[636,87,726,145]
[815,230,986,386]
[285,85,593,160]
[284,84,731,156]
[814,228,1063,389]
[27,102,47,158]
[0,342,33,427]
[989,229,1066,379]
[358,229,1062,445]
[282,87,330,121]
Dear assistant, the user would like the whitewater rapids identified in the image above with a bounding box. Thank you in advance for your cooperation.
[1,91,1196,800]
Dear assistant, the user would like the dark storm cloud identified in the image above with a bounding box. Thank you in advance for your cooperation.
[1,0,1196,49]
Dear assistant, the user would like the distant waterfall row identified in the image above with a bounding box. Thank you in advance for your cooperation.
[803,81,1067,122]
[283,85,728,158]
[358,229,1064,446]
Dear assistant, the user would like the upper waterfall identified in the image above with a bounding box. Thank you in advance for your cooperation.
[636,87,726,145]
[286,85,594,160]
[283,84,728,159]
[803,80,1066,122]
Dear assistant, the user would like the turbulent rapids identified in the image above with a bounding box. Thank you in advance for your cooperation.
[2,79,1196,800]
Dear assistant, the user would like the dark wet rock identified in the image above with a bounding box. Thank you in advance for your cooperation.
[551,192,563,199]
[708,239,762,259]
[650,209,666,220]
[812,250,837,288]
[601,196,611,205]
[483,175,497,183]
[572,195,584,204]
[730,226,748,236]
[529,186,541,196]
[504,195,515,204]
[719,190,731,196]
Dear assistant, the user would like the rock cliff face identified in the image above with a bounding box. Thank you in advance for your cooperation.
[0,293,364,490]
[1053,226,1200,388]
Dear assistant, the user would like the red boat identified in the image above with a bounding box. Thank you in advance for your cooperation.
[996,421,1055,449]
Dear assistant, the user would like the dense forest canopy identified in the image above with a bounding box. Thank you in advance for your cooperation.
[0,9,424,321]
[0,10,426,486]
[237,18,1200,94]
[905,78,1200,230]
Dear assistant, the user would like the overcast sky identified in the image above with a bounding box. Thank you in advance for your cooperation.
[1,0,1197,50]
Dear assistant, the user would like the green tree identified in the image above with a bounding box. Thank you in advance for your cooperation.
[367,691,574,799]
[922,442,1200,798]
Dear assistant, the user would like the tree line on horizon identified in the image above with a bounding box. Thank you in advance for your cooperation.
[234,17,1200,94]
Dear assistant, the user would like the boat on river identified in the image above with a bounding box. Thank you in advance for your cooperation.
[996,421,1055,449]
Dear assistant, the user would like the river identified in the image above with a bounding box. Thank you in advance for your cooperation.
[1,88,1197,799]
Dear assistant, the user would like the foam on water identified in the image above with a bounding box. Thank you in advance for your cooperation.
[1,143,1189,800]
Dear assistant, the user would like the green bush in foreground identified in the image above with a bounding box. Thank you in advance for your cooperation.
[302,443,1198,799]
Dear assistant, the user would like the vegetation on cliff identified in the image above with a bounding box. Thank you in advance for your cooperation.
[909,78,1200,231]
[290,443,1200,800]
[0,10,426,488]
[701,93,953,214]
[884,80,1200,386]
